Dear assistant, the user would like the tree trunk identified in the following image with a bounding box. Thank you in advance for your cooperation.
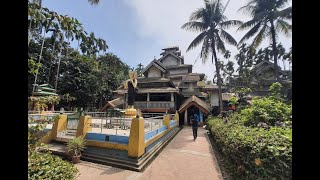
[47,40,56,84]
[270,20,279,81]
[28,18,33,46]
[32,30,46,93]
[212,47,224,114]
[55,47,63,90]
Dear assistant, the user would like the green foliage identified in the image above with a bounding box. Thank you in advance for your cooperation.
[207,117,292,179]
[240,97,291,127]
[62,93,76,102]
[28,152,78,180]
[269,82,283,100]
[28,58,42,76]
[228,96,238,106]
[67,136,86,156]
[28,116,78,180]
[235,87,252,101]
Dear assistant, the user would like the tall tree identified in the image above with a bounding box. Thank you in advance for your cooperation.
[182,0,242,114]
[88,0,100,5]
[238,0,292,81]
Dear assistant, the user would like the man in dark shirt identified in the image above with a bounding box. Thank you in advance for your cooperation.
[190,115,200,141]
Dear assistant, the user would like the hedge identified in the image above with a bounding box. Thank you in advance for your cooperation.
[28,152,78,180]
[208,117,292,179]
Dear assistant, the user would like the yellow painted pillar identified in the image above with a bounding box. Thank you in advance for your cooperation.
[128,117,145,158]
[50,114,67,139]
[163,114,170,129]
[40,111,47,120]
[39,131,52,144]
[76,115,92,137]
[174,111,179,123]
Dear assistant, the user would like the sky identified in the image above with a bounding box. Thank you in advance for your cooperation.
[43,0,292,81]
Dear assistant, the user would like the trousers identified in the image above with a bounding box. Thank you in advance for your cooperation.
[192,127,198,139]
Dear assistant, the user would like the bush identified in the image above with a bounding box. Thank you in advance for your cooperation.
[28,116,78,179]
[28,152,78,180]
[240,97,291,127]
[208,117,292,179]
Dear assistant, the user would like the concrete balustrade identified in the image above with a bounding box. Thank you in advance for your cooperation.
[76,115,92,137]
[39,114,67,143]
[38,112,179,158]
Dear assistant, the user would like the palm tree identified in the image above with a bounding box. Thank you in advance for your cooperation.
[32,9,57,93]
[88,0,100,5]
[276,43,286,70]
[182,0,242,114]
[237,0,292,81]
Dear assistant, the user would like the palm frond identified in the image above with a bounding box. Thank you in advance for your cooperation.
[276,6,292,20]
[190,8,206,21]
[186,31,207,52]
[237,18,261,31]
[200,38,210,64]
[215,35,226,54]
[275,0,289,9]
[251,24,268,50]
[238,21,262,45]
[238,5,256,17]
[181,21,208,32]
[88,0,100,5]
[276,19,292,36]
[220,20,243,29]
[220,29,237,46]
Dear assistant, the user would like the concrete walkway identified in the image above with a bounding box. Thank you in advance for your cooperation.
[75,126,223,180]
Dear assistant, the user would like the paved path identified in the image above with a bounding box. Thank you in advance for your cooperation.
[75,126,223,180]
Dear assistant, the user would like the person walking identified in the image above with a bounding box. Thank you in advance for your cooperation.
[190,114,200,141]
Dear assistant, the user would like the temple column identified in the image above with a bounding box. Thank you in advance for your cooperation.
[184,109,188,125]
[199,111,203,124]
[171,92,174,101]
[147,93,150,108]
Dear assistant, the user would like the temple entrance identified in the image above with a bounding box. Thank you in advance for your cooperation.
[178,95,210,126]
[186,105,199,125]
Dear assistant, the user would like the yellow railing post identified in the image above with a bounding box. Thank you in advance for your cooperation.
[39,114,67,143]
[76,115,92,137]
[51,114,67,139]
[163,114,170,129]
[174,111,179,123]
[128,117,145,158]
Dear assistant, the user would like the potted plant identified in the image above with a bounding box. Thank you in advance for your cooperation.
[67,136,86,164]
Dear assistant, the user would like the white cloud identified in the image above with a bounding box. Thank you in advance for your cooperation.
[124,0,292,81]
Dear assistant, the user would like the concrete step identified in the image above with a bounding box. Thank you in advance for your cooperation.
[55,134,75,142]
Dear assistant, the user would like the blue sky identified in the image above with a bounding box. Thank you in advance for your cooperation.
[43,0,292,81]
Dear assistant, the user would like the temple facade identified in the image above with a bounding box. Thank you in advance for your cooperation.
[110,46,226,125]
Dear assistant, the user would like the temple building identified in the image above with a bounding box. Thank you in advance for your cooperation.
[108,46,227,125]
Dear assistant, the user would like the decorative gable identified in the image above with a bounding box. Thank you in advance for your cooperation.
[158,53,183,67]
[142,59,166,78]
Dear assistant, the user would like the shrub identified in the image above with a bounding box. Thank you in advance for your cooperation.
[28,152,78,180]
[240,97,291,127]
[28,116,78,179]
[208,117,292,179]
[67,136,86,156]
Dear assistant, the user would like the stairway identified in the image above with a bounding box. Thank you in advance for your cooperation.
[55,129,77,142]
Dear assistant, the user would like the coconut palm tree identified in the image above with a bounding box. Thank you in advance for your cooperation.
[276,43,286,70]
[182,0,242,114]
[88,0,100,5]
[237,0,292,81]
